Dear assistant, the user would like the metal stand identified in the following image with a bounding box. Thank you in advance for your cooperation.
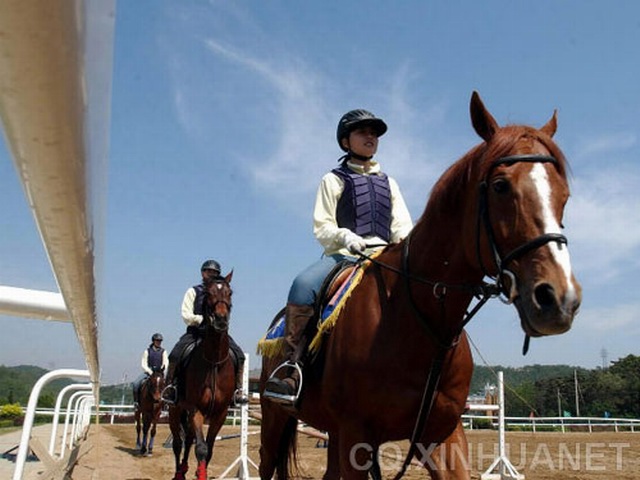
[481,371,524,480]
[219,354,260,479]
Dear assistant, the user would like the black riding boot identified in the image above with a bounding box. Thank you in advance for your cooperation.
[132,387,139,409]
[263,303,314,405]
[233,359,249,405]
[161,363,178,404]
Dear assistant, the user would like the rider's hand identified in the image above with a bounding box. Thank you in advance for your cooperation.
[343,232,366,254]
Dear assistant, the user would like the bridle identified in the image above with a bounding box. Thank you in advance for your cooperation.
[205,280,232,333]
[145,370,164,404]
[477,154,568,301]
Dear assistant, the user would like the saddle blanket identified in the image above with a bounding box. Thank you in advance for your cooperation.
[257,253,380,357]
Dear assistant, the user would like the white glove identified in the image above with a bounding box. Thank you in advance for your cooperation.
[342,231,367,254]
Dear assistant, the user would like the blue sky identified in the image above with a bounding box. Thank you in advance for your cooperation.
[1,1,639,385]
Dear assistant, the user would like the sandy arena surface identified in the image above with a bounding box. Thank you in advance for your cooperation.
[68,423,640,479]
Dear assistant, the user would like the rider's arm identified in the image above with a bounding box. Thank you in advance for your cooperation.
[140,350,152,375]
[161,349,169,371]
[313,172,354,255]
[388,177,413,242]
[181,287,203,327]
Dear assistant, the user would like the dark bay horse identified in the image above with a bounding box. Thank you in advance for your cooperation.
[169,272,236,480]
[134,368,165,456]
[259,91,582,479]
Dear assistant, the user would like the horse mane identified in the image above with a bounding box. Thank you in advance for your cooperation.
[416,124,569,226]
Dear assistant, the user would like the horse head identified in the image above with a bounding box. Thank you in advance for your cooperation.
[468,91,582,338]
[148,368,165,403]
[204,271,233,332]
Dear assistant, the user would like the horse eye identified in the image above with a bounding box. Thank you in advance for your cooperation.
[492,178,510,194]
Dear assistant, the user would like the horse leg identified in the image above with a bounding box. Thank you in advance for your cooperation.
[192,411,209,480]
[322,434,340,480]
[421,421,471,480]
[180,413,194,476]
[135,411,141,450]
[204,411,226,467]
[170,408,188,480]
[258,401,298,480]
[141,413,150,456]
[337,425,374,480]
[148,414,158,455]
[369,446,382,480]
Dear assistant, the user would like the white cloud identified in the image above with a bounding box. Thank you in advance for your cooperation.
[203,40,335,199]
[198,39,462,216]
[566,161,640,280]
[574,132,636,159]
[577,303,640,332]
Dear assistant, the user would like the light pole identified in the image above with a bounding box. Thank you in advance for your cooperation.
[120,373,128,405]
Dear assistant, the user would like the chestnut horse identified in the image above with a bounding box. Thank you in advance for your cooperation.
[134,368,164,456]
[259,92,582,479]
[169,272,236,480]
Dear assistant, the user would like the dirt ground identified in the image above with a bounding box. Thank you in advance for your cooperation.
[69,423,640,479]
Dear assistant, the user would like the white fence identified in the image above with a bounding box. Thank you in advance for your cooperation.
[465,414,640,433]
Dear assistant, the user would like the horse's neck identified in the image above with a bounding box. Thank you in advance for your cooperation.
[410,210,481,285]
[390,200,485,337]
[202,330,229,363]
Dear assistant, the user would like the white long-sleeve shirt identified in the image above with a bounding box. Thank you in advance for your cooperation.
[181,287,202,327]
[313,159,413,256]
[140,347,169,375]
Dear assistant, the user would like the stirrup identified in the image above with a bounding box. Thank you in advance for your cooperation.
[161,384,177,405]
[263,361,303,405]
[233,389,249,406]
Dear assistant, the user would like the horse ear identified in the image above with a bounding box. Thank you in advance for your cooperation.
[225,270,233,283]
[540,109,558,138]
[470,91,499,142]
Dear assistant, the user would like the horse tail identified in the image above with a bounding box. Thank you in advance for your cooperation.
[276,416,299,479]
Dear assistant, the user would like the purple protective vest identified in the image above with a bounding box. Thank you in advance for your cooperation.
[332,164,392,242]
[147,346,164,370]
[193,284,205,315]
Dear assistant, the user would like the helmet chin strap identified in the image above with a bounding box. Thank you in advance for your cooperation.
[347,150,373,161]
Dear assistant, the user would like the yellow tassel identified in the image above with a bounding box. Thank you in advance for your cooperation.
[256,337,286,358]
[308,252,381,353]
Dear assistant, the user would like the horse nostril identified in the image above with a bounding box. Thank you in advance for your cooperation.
[534,283,556,309]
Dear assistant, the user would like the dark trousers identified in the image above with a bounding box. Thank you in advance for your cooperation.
[169,326,245,367]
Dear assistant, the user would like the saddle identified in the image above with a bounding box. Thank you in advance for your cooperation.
[302,259,358,362]
[175,340,241,398]
[258,259,360,360]
[315,260,357,321]
[178,340,241,370]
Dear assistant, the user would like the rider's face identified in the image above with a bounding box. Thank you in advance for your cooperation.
[202,269,219,283]
[344,126,379,158]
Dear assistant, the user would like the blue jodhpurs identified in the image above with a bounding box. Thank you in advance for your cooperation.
[287,254,354,306]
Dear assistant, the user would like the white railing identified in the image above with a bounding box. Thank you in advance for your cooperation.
[48,383,93,456]
[12,369,92,480]
[464,414,640,433]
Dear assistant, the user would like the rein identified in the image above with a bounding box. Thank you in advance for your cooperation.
[357,153,568,479]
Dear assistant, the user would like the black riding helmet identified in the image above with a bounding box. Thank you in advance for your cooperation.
[151,333,163,342]
[336,109,388,152]
[201,259,221,274]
